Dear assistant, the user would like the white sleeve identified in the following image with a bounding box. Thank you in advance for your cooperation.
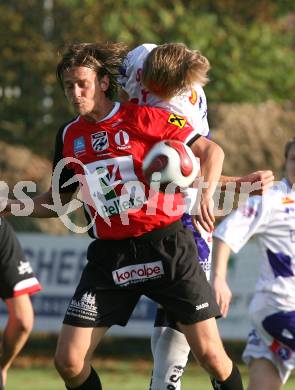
[197,86,210,137]
[213,195,272,253]
[186,84,209,137]
[117,50,133,88]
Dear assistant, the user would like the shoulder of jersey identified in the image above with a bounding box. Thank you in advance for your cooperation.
[131,43,157,55]
[123,102,170,120]
[57,117,79,134]
[127,43,157,65]
[57,116,81,143]
[258,182,285,207]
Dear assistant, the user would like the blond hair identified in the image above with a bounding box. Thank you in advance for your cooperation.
[142,43,210,100]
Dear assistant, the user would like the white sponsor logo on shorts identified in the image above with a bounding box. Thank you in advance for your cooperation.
[66,292,98,322]
[196,302,209,311]
[112,261,164,286]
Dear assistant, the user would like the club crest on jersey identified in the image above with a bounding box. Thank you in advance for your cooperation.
[91,131,109,152]
[168,114,187,128]
[282,196,295,204]
[271,340,292,361]
[114,130,130,150]
[189,88,198,105]
[73,136,86,155]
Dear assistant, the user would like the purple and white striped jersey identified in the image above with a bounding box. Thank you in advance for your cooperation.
[214,179,295,311]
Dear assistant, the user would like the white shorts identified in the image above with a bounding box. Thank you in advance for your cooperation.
[243,294,295,384]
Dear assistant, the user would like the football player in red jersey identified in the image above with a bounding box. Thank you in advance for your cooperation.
[1,42,244,390]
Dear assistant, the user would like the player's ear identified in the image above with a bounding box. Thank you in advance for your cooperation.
[99,75,109,91]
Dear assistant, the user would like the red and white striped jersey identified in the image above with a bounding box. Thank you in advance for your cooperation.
[52,102,199,239]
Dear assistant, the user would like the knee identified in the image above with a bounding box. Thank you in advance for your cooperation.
[197,348,222,371]
[14,314,34,335]
[54,350,83,380]
[196,347,232,380]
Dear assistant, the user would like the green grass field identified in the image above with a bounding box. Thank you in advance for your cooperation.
[6,358,295,390]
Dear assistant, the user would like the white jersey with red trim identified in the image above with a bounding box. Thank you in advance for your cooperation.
[214,179,295,311]
[119,43,210,137]
[53,102,199,240]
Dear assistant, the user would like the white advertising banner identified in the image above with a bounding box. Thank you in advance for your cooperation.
[0,234,261,339]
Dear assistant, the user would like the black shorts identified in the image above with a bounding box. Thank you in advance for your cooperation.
[0,218,41,299]
[63,220,220,327]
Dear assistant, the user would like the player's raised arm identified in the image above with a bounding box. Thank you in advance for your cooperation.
[0,190,74,219]
[220,170,274,196]
[190,136,224,232]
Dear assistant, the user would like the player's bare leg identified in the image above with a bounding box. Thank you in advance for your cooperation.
[248,358,282,390]
[54,324,108,389]
[178,318,244,389]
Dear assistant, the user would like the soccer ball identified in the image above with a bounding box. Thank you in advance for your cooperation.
[142,140,200,192]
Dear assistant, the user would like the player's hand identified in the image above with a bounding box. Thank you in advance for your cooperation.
[238,170,274,196]
[212,275,232,317]
[193,194,215,233]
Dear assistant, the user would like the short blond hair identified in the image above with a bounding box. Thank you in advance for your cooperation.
[142,43,210,100]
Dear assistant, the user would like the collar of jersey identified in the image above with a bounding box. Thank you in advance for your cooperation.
[97,102,120,122]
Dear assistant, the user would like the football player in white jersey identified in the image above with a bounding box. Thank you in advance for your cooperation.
[119,42,274,390]
[212,137,295,390]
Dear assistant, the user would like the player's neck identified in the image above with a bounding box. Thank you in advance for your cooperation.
[83,100,116,123]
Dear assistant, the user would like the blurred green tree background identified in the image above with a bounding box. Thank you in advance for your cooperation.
[1,0,295,156]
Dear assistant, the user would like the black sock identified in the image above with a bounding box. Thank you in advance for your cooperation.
[66,367,102,390]
[211,364,244,390]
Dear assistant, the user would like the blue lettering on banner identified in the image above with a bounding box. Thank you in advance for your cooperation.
[31,295,70,317]
[23,248,87,286]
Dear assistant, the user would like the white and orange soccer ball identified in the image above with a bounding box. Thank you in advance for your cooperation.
[142,140,200,192]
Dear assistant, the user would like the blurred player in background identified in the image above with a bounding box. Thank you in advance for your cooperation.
[1,42,244,390]
[0,218,41,389]
[212,137,295,390]
[119,42,274,390]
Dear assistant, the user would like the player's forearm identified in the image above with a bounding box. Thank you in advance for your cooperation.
[30,191,62,217]
[199,143,224,199]
[220,175,242,192]
[220,170,274,195]
[2,191,73,218]
[211,238,232,280]
[2,191,57,218]
[0,318,31,371]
